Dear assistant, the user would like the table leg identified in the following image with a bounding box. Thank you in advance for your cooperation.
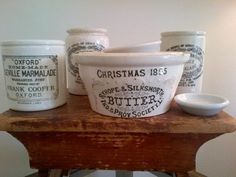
[38,170,49,177]
[38,169,64,177]
[176,173,189,177]
[188,170,207,177]
[116,170,133,177]
[48,169,63,177]
[150,171,173,177]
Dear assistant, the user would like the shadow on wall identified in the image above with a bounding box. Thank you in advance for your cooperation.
[0,52,9,113]
[196,131,236,177]
[0,131,36,177]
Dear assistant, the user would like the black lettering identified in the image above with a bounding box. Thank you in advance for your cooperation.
[133,97,140,106]
[97,69,102,78]
[121,70,127,77]
[107,71,113,79]
[123,97,131,106]
[128,70,134,77]
[107,96,114,105]
[149,95,156,104]
[114,97,122,106]
[116,70,121,77]
[140,69,145,76]
[140,96,148,106]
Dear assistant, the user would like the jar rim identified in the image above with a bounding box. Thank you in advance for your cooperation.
[67,28,107,34]
[75,52,190,67]
[1,40,65,46]
[161,31,206,36]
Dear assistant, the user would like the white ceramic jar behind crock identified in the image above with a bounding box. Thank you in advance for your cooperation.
[1,40,67,111]
[161,31,206,94]
[66,28,109,95]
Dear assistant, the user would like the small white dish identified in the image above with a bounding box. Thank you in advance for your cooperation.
[104,41,161,53]
[174,93,229,116]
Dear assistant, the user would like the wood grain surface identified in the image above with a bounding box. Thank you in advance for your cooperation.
[11,131,216,172]
[0,95,236,134]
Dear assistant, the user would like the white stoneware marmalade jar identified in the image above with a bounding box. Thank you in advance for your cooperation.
[1,40,67,111]
[161,31,206,94]
[66,28,109,95]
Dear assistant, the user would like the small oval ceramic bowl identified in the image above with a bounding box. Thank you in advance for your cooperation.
[76,52,189,118]
[104,41,161,53]
[174,93,230,116]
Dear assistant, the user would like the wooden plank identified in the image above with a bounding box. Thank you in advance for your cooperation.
[9,131,219,173]
[0,95,236,134]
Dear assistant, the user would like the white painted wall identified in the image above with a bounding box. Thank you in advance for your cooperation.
[0,0,236,177]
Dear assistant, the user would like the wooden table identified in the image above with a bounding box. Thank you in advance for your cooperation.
[0,95,236,177]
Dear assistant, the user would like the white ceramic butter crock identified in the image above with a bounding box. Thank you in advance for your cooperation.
[76,52,189,118]
[1,40,67,111]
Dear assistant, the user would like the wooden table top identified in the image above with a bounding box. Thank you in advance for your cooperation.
[0,95,236,134]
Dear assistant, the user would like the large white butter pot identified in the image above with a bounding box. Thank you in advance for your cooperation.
[75,52,189,118]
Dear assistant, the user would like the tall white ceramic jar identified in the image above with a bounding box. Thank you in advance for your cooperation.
[161,31,206,94]
[1,40,67,111]
[66,28,109,95]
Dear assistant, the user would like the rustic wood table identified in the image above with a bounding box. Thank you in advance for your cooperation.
[1,95,236,177]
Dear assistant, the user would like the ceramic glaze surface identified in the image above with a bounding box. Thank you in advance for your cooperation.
[66,28,109,95]
[1,40,67,111]
[104,41,161,53]
[161,31,206,94]
[174,93,229,116]
[77,52,189,118]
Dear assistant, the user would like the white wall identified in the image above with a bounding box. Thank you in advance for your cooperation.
[0,0,236,177]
